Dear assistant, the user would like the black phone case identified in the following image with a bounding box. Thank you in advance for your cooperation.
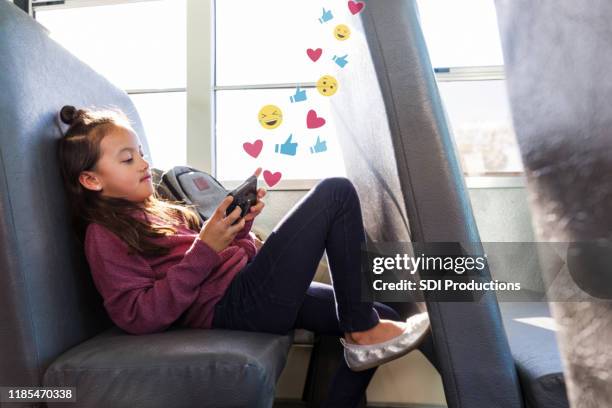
[225,175,258,223]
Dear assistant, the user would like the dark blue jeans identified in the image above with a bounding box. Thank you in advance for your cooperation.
[211,177,402,407]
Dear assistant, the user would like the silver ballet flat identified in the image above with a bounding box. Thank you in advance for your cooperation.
[340,312,431,372]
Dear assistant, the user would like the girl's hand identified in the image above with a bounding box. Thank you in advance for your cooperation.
[243,167,266,222]
[244,187,266,222]
[199,196,246,253]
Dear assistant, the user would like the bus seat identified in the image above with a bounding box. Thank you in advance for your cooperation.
[495,0,612,405]
[329,0,524,406]
[499,302,569,408]
[0,2,291,407]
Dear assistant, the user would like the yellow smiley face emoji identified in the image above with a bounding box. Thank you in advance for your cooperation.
[334,24,351,41]
[316,75,339,97]
[258,105,283,129]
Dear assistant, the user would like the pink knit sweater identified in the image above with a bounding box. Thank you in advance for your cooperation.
[84,212,257,335]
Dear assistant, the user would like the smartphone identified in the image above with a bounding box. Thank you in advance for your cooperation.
[225,174,258,224]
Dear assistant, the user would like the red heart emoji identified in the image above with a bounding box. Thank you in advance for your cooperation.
[243,139,263,158]
[306,109,326,129]
[306,48,323,62]
[348,0,365,15]
[263,170,282,187]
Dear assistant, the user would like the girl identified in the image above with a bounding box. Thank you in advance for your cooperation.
[57,105,430,407]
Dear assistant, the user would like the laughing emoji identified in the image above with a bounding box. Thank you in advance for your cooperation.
[334,24,351,41]
[258,105,283,129]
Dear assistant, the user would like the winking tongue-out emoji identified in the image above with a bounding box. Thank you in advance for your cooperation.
[334,24,351,41]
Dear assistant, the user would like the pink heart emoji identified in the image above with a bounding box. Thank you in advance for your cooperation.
[263,170,282,187]
[243,139,263,158]
[307,48,323,62]
[348,0,365,15]
[306,109,326,129]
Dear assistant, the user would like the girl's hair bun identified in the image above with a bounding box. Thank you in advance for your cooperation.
[60,105,79,126]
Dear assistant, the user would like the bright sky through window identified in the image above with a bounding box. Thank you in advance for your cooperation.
[416,0,505,68]
[36,0,186,90]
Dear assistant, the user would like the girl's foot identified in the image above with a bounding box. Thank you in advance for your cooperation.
[340,312,431,372]
[344,319,407,345]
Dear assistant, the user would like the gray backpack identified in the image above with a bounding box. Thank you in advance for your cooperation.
[151,166,228,222]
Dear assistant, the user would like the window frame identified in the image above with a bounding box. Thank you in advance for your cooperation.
[34,0,523,191]
[434,65,505,82]
[212,2,522,189]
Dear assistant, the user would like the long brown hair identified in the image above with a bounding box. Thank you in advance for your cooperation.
[57,105,202,258]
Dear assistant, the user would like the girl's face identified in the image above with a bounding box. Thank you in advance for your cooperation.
[79,125,154,204]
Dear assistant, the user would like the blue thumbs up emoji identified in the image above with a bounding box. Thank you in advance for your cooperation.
[290,87,307,103]
[333,54,349,68]
[275,134,298,156]
[319,8,333,23]
[310,136,328,154]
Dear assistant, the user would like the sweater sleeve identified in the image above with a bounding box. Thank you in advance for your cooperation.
[232,235,257,260]
[84,224,222,335]
[234,218,254,240]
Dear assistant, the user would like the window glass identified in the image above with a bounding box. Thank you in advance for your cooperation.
[216,89,346,181]
[439,80,523,175]
[215,0,352,86]
[129,92,187,171]
[36,0,186,90]
[215,0,351,182]
[416,0,505,68]
[35,1,187,173]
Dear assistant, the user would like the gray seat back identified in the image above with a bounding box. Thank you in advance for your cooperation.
[330,0,523,406]
[0,1,151,387]
[495,0,612,405]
